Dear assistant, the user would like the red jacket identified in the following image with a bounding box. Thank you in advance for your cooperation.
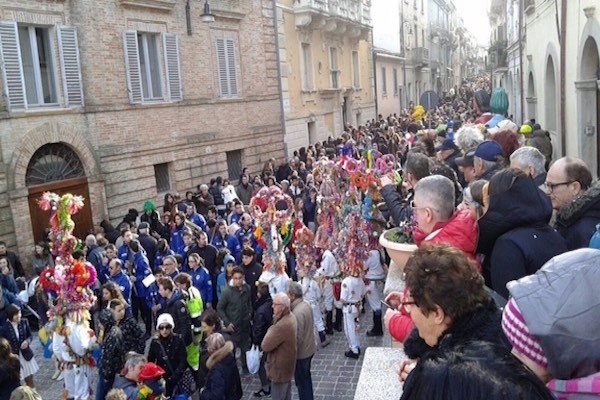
[414,209,480,270]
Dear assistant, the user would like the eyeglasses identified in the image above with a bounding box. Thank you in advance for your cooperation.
[158,325,172,331]
[543,181,573,192]
[401,300,416,313]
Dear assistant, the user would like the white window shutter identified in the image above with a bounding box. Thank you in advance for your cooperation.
[57,26,84,107]
[163,33,182,102]
[226,39,238,96]
[216,38,228,97]
[123,31,143,104]
[0,21,27,111]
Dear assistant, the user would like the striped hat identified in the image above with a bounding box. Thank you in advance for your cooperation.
[501,297,548,369]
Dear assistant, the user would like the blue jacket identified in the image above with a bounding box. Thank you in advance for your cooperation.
[118,244,131,266]
[216,255,236,301]
[145,280,165,312]
[132,252,152,298]
[211,234,241,264]
[189,213,207,232]
[154,249,175,271]
[170,224,190,258]
[190,266,213,305]
[235,226,262,256]
[109,271,132,304]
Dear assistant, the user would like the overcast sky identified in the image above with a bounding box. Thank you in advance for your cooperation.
[453,0,491,46]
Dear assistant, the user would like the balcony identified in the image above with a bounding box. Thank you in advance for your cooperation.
[488,40,507,71]
[294,0,371,32]
[413,47,429,68]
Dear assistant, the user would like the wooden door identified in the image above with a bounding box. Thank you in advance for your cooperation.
[28,177,94,243]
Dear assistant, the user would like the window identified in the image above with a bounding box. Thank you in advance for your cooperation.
[301,43,313,90]
[0,22,83,111]
[381,67,387,96]
[154,163,171,193]
[352,50,360,88]
[226,150,243,182]
[216,38,239,98]
[26,143,85,186]
[329,47,339,89]
[123,31,182,104]
[393,68,398,96]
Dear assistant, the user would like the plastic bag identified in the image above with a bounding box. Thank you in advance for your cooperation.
[246,345,262,375]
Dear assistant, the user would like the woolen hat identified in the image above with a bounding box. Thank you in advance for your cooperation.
[156,313,175,330]
[501,298,548,369]
[474,140,503,162]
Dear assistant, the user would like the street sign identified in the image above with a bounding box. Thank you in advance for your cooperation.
[420,90,439,111]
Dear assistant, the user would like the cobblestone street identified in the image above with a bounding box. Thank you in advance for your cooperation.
[32,306,390,399]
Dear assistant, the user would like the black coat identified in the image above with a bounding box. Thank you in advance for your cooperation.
[477,175,558,289]
[148,333,188,396]
[555,180,600,251]
[0,319,32,357]
[201,341,242,400]
[163,290,192,346]
[243,261,263,305]
[380,184,413,227]
[403,299,508,361]
[252,295,273,347]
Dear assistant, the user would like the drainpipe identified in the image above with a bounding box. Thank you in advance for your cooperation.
[272,0,288,156]
[518,0,524,123]
[559,0,566,156]
[373,51,379,115]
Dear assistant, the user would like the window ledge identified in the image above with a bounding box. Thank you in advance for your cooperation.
[5,106,83,119]
[119,0,177,12]
[301,89,318,94]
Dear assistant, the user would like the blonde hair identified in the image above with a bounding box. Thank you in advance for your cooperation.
[206,332,226,354]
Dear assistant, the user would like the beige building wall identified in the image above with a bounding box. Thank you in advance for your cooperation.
[524,0,600,177]
[0,0,285,266]
[277,0,376,156]
[374,54,403,117]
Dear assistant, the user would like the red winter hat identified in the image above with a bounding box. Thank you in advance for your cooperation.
[138,362,165,382]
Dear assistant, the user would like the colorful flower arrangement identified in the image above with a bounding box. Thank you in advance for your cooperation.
[383,214,417,244]
[37,192,97,371]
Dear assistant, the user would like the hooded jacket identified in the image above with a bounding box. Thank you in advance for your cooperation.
[217,254,236,300]
[555,180,600,250]
[479,176,567,298]
[507,248,600,382]
[200,341,242,400]
[252,295,273,346]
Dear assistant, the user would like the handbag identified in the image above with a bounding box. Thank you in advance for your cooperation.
[245,345,262,375]
[21,345,34,361]
[157,340,197,396]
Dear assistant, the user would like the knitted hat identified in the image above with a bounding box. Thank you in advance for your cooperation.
[501,298,548,369]
[155,313,175,330]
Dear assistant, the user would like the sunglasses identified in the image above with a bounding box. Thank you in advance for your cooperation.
[158,325,172,331]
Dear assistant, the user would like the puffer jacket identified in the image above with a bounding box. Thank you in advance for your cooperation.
[507,248,600,381]
[200,341,242,400]
[414,209,479,268]
[554,180,600,250]
[480,175,567,298]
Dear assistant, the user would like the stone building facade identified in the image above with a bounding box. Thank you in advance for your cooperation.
[276,0,376,155]
[0,0,285,267]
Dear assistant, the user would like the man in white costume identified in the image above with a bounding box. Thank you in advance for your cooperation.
[364,249,387,337]
[340,271,366,359]
[314,249,342,334]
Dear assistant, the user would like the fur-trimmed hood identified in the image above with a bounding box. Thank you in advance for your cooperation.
[206,341,234,370]
[556,180,600,227]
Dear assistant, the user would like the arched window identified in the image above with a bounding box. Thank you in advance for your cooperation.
[26,143,85,186]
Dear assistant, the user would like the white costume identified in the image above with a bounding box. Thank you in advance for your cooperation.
[340,275,366,354]
[301,276,325,332]
[364,249,386,312]
[52,319,96,400]
[315,250,341,311]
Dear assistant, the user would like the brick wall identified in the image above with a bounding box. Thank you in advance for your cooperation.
[0,0,285,265]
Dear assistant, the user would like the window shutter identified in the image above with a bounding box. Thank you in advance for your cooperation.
[163,33,182,102]
[225,39,237,96]
[0,21,27,111]
[123,31,143,104]
[216,38,228,97]
[57,26,84,107]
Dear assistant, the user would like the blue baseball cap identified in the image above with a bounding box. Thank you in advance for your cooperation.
[474,140,503,162]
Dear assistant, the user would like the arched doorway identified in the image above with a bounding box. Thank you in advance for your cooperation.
[26,143,93,243]
[527,72,537,121]
[579,37,600,177]
[544,56,559,158]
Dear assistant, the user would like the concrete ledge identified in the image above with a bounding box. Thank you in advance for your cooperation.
[353,347,407,400]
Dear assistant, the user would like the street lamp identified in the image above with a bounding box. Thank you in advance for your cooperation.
[201,0,215,23]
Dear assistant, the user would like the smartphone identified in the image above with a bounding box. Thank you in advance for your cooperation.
[381,299,395,310]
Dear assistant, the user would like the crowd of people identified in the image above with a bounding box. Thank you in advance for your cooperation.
[0,76,599,400]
